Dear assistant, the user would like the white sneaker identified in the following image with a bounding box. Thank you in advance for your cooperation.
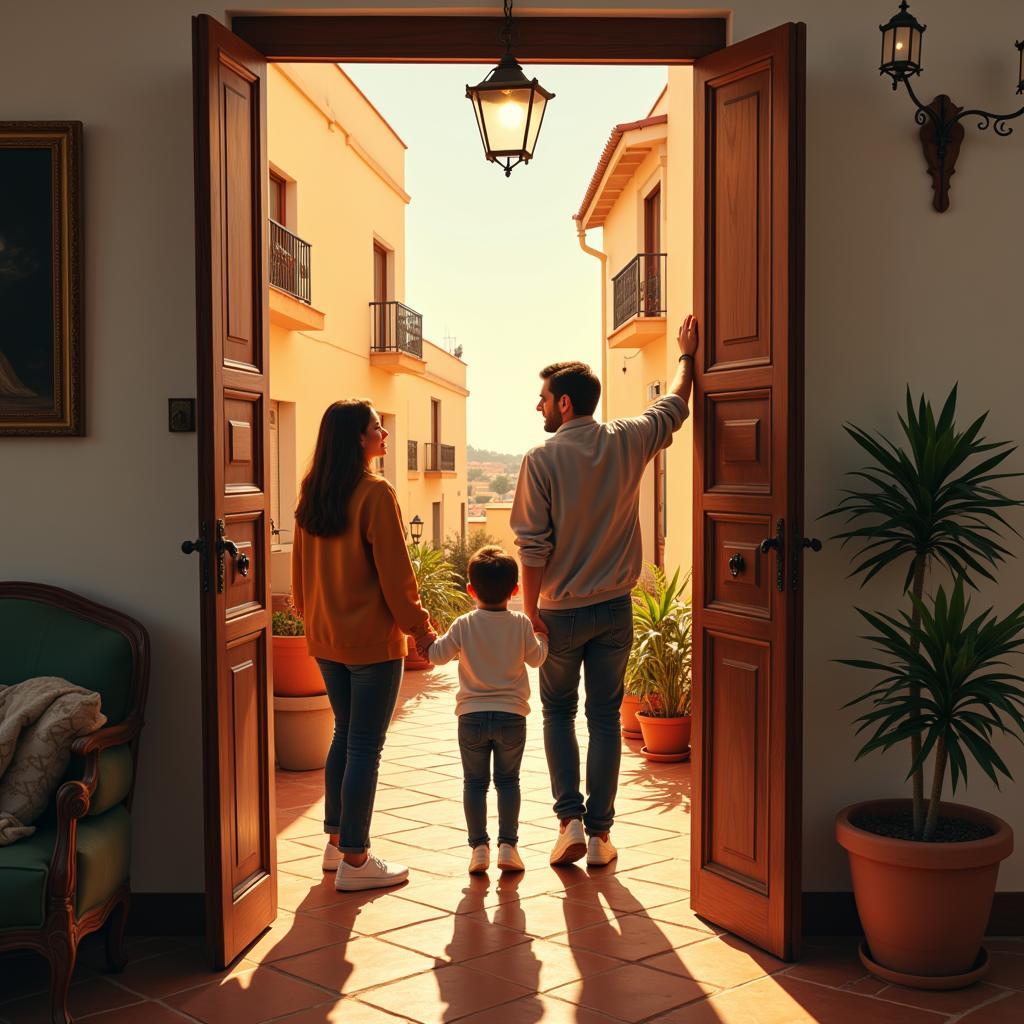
[587,834,618,867]
[322,841,342,873]
[335,852,409,891]
[497,843,525,872]
[549,819,587,866]
[469,844,490,874]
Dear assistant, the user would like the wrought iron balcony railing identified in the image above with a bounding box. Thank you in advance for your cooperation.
[369,300,423,359]
[408,440,418,471]
[424,443,456,473]
[611,252,667,330]
[269,219,311,304]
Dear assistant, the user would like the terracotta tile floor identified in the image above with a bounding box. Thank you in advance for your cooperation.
[2,664,1022,1023]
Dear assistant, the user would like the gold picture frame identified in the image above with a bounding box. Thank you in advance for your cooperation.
[0,121,83,435]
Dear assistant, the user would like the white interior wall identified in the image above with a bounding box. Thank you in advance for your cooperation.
[1,0,1021,895]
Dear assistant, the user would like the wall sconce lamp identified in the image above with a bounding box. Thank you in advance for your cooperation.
[879,2,1024,212]
[409,515,424,543]
[466,0,555,177]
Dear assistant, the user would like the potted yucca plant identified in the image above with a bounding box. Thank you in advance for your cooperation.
[825,386,1023,986]
[628,567,693,761]
[406,543,473,670]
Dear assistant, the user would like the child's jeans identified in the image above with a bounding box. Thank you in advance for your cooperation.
[457,710,526,847]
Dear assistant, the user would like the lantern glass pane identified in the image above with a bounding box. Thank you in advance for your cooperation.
[910,27,922,67]
[881,27,897,69]
[894,26,911,61]
[478,86,534,154]
[525,92,549,156]
[470,93,490,152]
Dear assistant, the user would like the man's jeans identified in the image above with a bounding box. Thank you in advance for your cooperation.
[539,594,633,835]
[457,710,527,847]
[316,657,403,854]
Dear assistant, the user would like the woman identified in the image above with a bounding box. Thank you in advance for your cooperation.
[291,400,435,891]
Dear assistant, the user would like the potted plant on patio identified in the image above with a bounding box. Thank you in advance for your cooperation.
[272,603,332,771]
[826,386,1024,987]
[629,567,693,762]
[406,543,473,670]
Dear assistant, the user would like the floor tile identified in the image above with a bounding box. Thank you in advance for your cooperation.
[651,974,948,1023]
[357,963,532,1023]
[0,977,142,1023]
[78,1003,196,1023]
[548,962,712,1023]
[379,913,530,962]
[873,980,1006,1015]
[242,911,352,963]
[462,936,621,992]
[645,934,787,988]
[165,964,327,1024]
[272,934,436,994]
[457,992,621,1023]
[469,892,627,939]
[110,946,260,999]
[985,949,1024,990]
[550,913,709,961]
[633,901,720,935]
[959,991,1024,1022]
[303,893,448,936]
[784,936,869,988]
[275,999,417,1023]
[558,875,684,914]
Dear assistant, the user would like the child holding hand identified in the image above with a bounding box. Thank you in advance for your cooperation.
[428,546,547,873]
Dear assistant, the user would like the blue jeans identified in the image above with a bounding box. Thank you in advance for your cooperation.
[539,594,633,835]
[458,711,527,847]
[316,657,403,854]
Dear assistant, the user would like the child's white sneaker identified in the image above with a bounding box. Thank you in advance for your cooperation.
[549,818,587,865]
[587,834,618,867]
[497,843,525,872]
[469,844,490,874]
[335,852,408,891]
[322,841,342,873]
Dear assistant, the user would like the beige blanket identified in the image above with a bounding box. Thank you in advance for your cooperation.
[0,677,106,845]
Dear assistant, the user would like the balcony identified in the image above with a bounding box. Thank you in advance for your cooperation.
[407,440,419,473]
[369,300,426,374]
[268,220,324,331]
[608,252,667,349]
[424,442,456,476]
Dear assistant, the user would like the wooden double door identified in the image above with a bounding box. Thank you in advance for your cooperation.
[190,14,805,967]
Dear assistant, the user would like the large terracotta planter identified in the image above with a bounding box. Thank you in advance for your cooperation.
[274,693,333,771]
[637,713,691,756]
[272,635,325,697]
[836,799,1013,984]
[620,694,645,737]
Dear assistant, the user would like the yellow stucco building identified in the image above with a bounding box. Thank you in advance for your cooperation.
[265,63,469,596]
[574,73,694,579]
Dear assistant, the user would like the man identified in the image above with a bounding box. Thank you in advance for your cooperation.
[511,315,698,867]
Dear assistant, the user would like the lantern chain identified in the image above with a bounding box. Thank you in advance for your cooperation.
[500,0,515,57]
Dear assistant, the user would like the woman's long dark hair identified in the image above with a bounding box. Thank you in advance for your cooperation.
[295,399,374,537]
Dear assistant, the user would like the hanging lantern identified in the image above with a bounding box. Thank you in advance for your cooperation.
[879,1,926,88]
[466,0,555,176]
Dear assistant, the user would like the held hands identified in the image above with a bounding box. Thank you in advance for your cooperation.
[530,614,549,638]
[413,622,437,660]
[677,314,699,358]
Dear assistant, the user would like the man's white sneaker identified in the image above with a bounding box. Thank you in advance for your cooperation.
[587,834,618,867]
[469,844,490,874]
[549,819,587,866]
[322,841,342,873]
[335,852,409,891]
[497,843,525,872]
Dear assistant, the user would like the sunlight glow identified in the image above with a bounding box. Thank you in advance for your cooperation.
[498,98,526,129]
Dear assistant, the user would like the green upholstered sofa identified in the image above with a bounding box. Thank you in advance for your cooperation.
[0,582,149,1024]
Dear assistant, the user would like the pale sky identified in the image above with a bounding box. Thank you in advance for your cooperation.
[342,63,667,455]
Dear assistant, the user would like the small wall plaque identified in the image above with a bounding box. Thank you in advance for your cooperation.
[168,398,196,433]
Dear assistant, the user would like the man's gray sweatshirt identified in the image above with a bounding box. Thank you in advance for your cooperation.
[510,394,689,610]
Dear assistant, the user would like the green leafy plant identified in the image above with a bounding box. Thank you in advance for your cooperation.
[824,385,1022,837]
[271,607,304,636]
[408,543,473,633]
[443,528,500,590]
[842,578,1024,840]
[627,566,692,718]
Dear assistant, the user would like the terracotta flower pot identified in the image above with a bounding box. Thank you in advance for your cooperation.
[620,694,645,737]
[273,693,333,771]
[836,799,1013,983]
[272,635,325,697]
[637,713,691,756]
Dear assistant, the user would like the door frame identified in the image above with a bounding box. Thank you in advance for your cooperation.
[196,8,808,961]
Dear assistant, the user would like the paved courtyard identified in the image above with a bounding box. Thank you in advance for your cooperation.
[1,663,1022,1022]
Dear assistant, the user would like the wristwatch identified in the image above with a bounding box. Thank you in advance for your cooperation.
[678,353,694,363]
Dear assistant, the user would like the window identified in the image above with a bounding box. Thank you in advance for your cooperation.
[268,400,296,547]
[269,170,287,226]
[432,501,442,549]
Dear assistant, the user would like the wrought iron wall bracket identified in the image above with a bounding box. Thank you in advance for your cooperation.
[900,77,1024,212]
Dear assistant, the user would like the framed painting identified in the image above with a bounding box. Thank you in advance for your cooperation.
[0,121,82,436]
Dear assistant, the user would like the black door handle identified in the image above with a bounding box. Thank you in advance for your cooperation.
[790,526,823,592]
[759,518,785,592]
[215,520,250,591]
[181,522,210,592]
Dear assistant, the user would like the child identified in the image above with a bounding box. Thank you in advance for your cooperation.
[428,545,548,873]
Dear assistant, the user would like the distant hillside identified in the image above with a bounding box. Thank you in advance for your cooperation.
[467,445,524,471]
